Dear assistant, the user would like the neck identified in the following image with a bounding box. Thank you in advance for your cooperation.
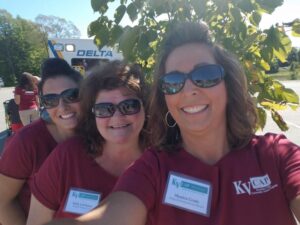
[96,140,142,177]
[181,125,230,165]
[46,123,74,143]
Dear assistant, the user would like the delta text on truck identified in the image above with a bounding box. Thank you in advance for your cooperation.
[47,39,123,74]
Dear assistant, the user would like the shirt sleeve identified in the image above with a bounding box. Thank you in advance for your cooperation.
[14,87,22,95]
[31,145,63,210]
[274,134,300,201]
[113,149,160,211]
[0,132,34,179]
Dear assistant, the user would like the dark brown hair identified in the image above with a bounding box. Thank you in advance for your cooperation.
[38,58,82,95]
[147,22,257,151]
[76,60,149,156]
[18,72,35,91]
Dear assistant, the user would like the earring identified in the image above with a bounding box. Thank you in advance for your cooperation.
[165,111,177,128]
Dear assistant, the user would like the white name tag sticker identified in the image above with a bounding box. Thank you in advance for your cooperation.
[163,172,212,217]
[64,188,101,215]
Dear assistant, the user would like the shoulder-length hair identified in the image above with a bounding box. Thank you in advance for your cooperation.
[147,22,257,152]
[76,60,149,156]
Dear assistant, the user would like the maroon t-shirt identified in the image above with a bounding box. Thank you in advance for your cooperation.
[0,119,57,216]
[14,87,38,110]
[114,133,300,225]
[31,137,117,218]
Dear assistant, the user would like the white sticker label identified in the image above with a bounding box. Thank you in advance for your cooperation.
[163,172,212,216]
[64,188,101,215]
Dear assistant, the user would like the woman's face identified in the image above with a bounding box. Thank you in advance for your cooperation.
[94,87,145,145]
[42,76,80,132]
[164,43,227,136]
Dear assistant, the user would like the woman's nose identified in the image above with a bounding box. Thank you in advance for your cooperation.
[181,78,198,95]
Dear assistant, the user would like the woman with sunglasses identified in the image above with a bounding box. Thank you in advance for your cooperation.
[0,58,82,225]
[47,22,300,225]
[26,61,148,224]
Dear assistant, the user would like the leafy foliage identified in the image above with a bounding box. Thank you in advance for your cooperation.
[35,14,81,39]
[0,10,48,85]
[89,0,300,130]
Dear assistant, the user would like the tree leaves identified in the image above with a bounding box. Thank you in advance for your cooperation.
[127,3,138,22]
[0,10,47,85]
[35,15,81,39]
[114,5,126,25]
[291,19,300,37]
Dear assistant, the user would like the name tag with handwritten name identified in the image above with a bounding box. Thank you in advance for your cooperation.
[64,188,101,215]
[163,172,212,216]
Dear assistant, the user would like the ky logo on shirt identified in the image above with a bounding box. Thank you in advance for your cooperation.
[233,174,278,195]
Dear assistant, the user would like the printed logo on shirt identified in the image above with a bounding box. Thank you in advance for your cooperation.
[24,91,35,95]
[233,174,278,195]
[64,188,101,215]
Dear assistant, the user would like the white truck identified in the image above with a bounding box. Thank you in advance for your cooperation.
[47,39,123,74]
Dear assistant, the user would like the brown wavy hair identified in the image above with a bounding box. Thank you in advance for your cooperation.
[76,60,149,156]
[147,22,257,151]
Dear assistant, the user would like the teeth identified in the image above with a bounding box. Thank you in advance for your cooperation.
[182,105,207,113]
[110,124,129,129]
[60,113,75,119]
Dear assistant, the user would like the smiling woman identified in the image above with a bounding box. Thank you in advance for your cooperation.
[0,58,82,225]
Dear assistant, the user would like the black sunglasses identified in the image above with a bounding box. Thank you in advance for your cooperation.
[92,99,141,118]
[41,88,79,109]
[160,64,225,95]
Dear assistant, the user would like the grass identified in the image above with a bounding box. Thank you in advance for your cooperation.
[268,67,300,81]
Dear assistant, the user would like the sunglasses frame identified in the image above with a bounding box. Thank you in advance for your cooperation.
[92,98,142,118]
[160,64,225,95]
[40,88,80,109]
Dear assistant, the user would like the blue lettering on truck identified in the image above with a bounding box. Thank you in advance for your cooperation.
[77,50,113,57]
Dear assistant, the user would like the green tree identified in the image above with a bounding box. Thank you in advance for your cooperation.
[0,10,47,85]
[35,14,81,39]
[88,0,300,131]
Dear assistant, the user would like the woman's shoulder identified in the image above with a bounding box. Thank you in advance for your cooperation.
[14,86,23,93]
[248,133,299,156]
[252,133,297,146]
[12,119,46,138]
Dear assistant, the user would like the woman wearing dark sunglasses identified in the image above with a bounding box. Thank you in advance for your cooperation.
[0,58,82,225]
[26,61,148,224]
[46,23,300,225]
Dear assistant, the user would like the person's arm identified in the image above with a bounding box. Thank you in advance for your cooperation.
[290,195,300,223]
[35,95,40,108]
[14,94,21,105]
[44,191,147,225]
[0,174,26,225]
[26,195,54,225]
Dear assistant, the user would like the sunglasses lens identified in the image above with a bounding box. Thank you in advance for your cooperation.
[191,65,224,88]
[160,73,185,94]
[41,95,59,109]
[93,103,115,118]
[118,99,141,115]
[160,64,224,94]
[62,88,79,103]
[93,99,141,118]
[41,88,79,109]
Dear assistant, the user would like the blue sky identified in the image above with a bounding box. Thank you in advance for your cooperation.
[1,0,299,46]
